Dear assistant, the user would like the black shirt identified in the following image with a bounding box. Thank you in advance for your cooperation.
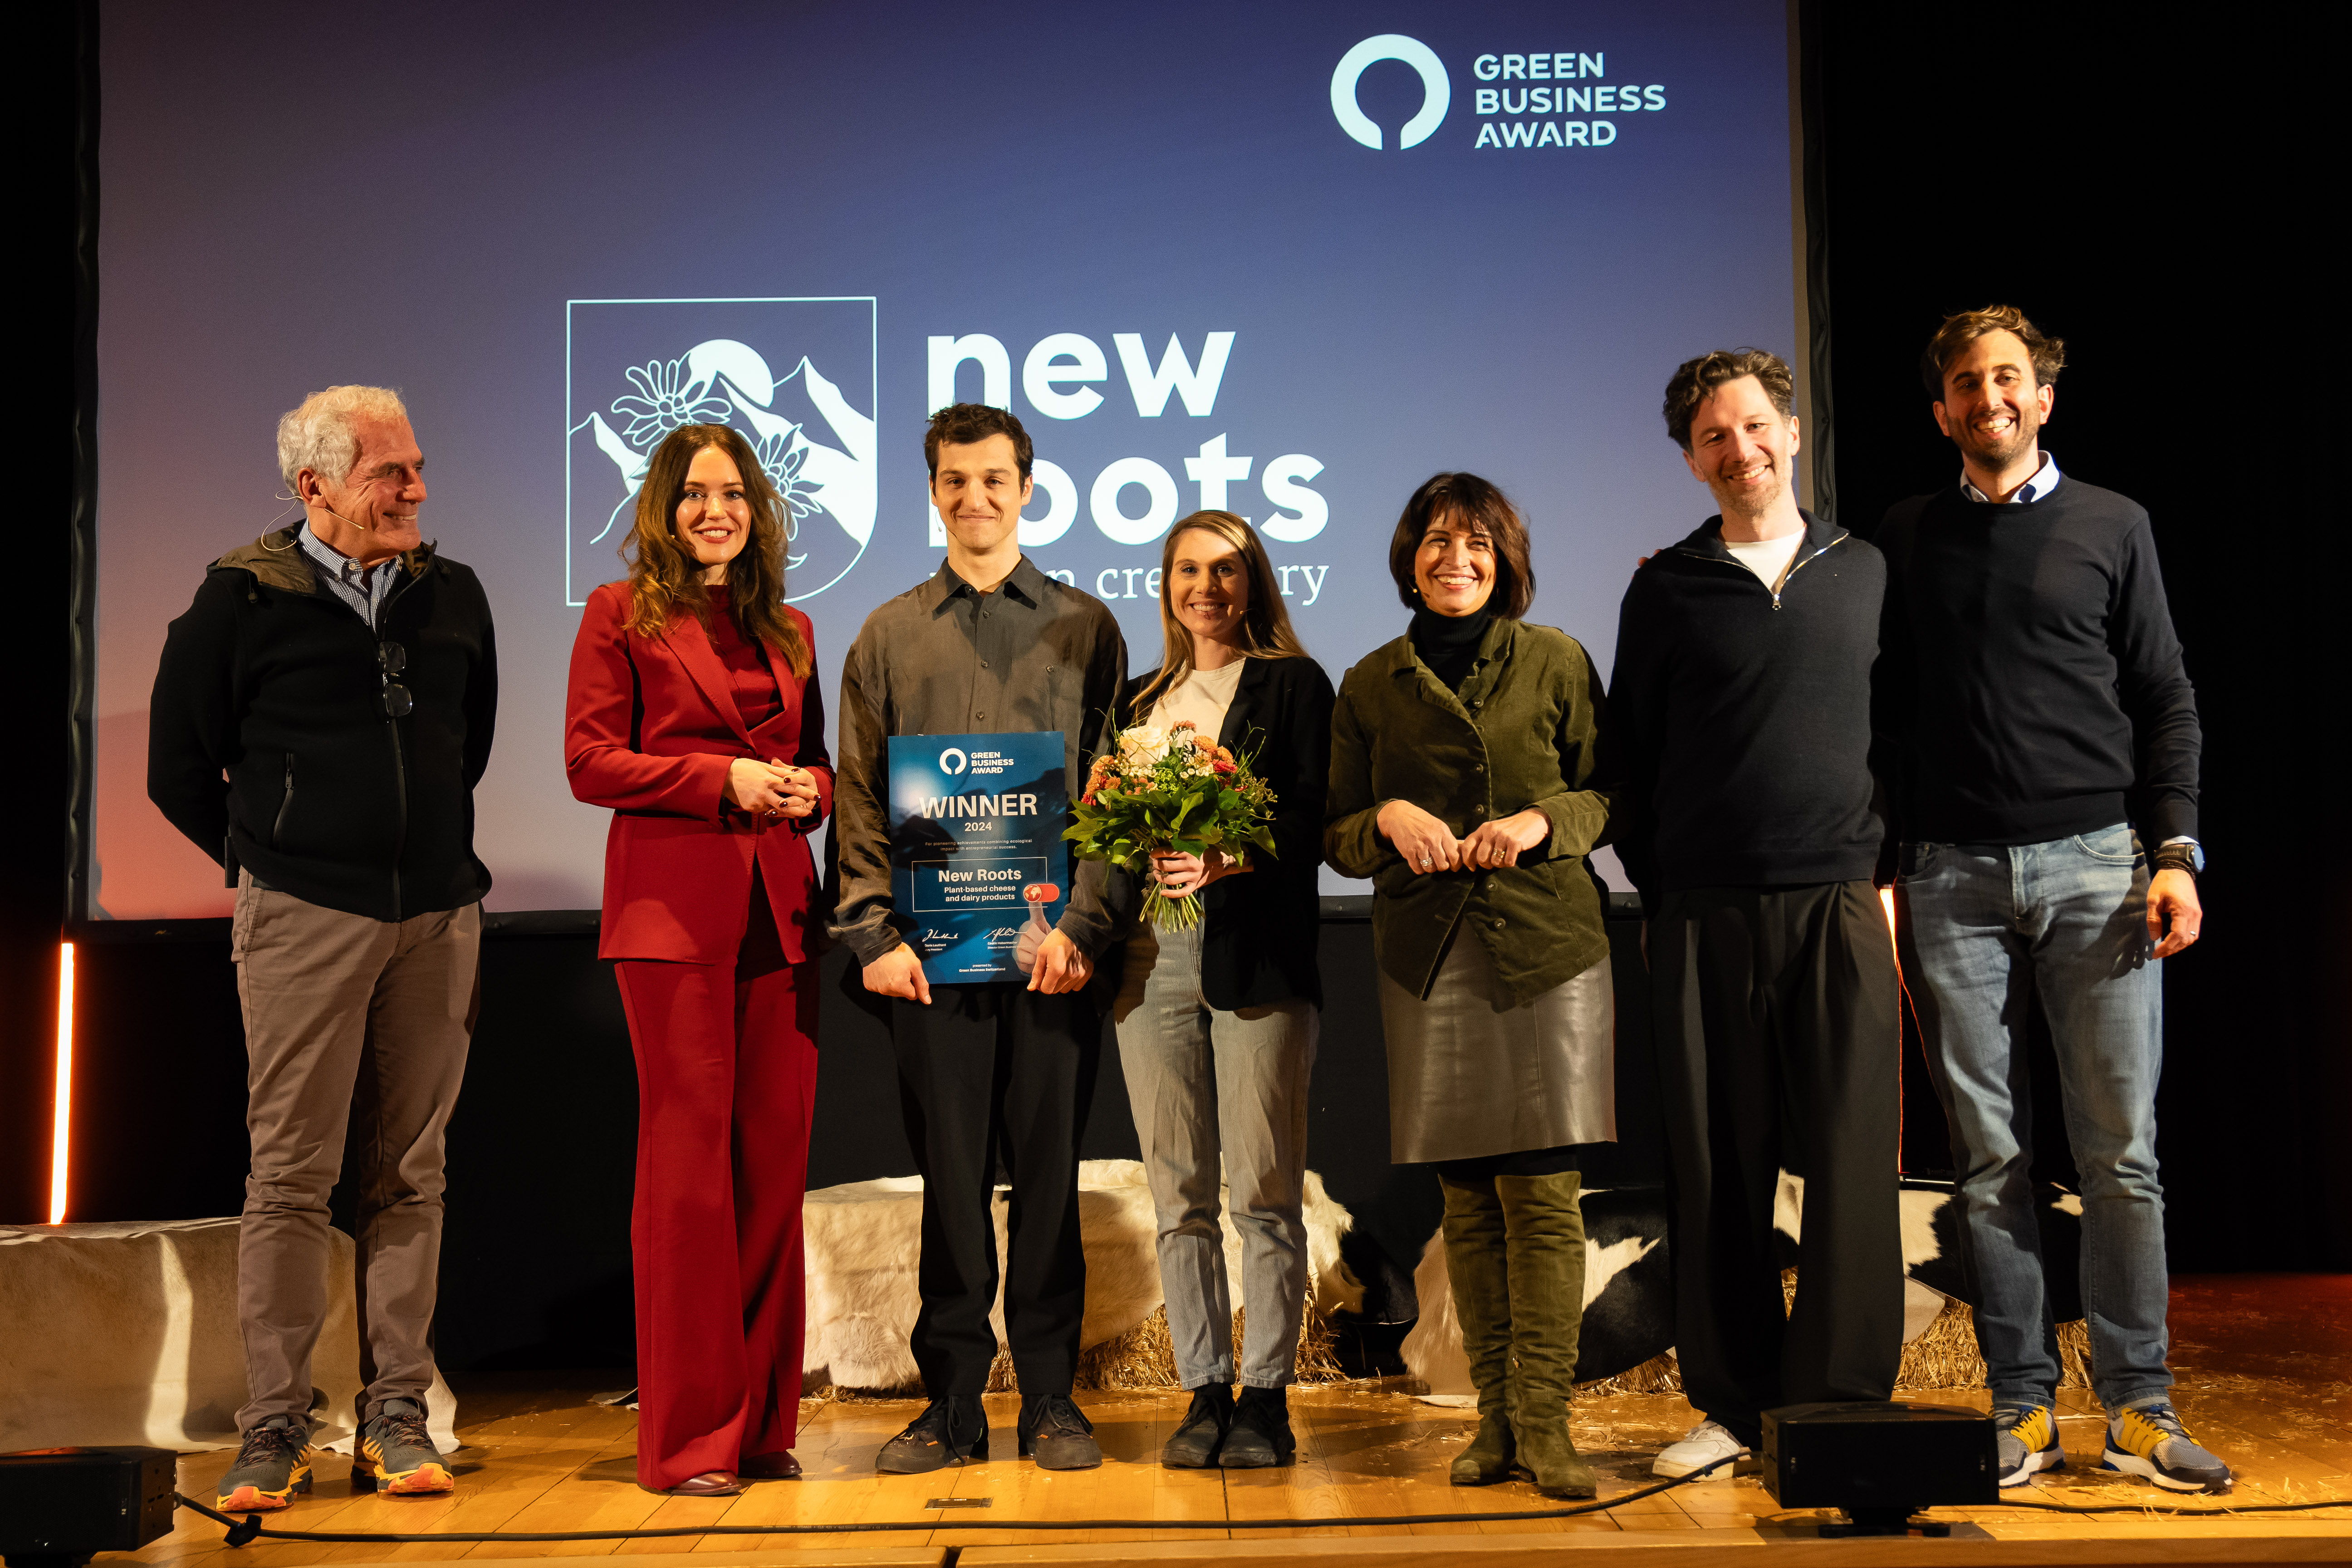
[1610,510,1885,909]
[1873,475,2200,846]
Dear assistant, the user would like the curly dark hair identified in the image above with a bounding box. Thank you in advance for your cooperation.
[1661,348,1794,451]
[924,402,1034,479]
[1920,304,2066,399]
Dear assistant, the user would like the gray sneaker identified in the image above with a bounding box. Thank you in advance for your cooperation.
[2101,1400,2234,1494]
[215,1416,314,1512]
[1993,1403,2065,1487]
[353,1397,456,1495]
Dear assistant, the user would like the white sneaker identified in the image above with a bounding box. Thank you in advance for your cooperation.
[1653,1419,1749,1478]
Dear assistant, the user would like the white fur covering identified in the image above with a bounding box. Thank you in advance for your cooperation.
[801,1158,1357,1390]
[0,1218,459,1454]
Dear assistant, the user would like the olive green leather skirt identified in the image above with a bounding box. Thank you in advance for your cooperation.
[1377,925,1615,1164]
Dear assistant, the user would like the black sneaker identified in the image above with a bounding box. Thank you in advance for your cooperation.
[216,1416,314,1512]
[1161,1385,1233,1468]
[876,1396,988,1474]
[1219,1386,1295,1468]
[1019,1393,1101,1470]
[353,1397,455,1495]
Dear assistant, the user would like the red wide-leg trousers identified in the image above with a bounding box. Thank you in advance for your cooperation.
[613,898,818,1490]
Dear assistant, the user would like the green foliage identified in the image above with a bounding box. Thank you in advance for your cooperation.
[1064,722,1280,926]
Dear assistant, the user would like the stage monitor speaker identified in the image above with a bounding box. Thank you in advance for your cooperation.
[1761,1401,1998,1536]
[0,1446,177,1568]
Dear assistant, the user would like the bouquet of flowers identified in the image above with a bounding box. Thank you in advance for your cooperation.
[1065,721,1278,930]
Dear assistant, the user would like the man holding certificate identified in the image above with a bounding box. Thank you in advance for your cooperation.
[831,403,1127,1474]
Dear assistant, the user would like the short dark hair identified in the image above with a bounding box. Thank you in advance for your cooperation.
[1920,304,2066,399]
[1661,348,1794,451]
[924,402,1034,479]
[1386,473,1536,619]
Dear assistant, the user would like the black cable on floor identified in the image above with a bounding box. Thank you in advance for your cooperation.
[170,1457,2352,1548]
[1990,1497,2352,1516]
[174,1455,1743,1544]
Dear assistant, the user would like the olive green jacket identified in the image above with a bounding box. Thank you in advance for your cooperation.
[1324,617,1616,1005]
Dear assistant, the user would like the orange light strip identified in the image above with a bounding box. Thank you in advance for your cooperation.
[1880,886,1897,937]
[48,941,74,1225]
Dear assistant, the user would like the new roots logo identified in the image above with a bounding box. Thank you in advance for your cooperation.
[1331,37,1666,153]
[1330,35,1449,150]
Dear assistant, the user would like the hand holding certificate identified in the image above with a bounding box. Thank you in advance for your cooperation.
[887,731,1072,983]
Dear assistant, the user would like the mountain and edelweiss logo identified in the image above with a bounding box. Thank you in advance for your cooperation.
[566,299,877,605]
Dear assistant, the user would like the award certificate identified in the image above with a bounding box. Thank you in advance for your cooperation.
[887,732,1070,983]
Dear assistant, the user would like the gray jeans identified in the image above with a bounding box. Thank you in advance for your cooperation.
[1112,921,1318,1389]
[231,872,480,1430]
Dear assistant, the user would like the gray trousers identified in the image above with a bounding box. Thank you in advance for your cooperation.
[1112,921,1317,1389]
[230,873,480,1431]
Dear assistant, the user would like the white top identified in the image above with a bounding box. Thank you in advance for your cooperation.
[1145,658,1245,742]
[1962,451,2061,504]
[1725,530,1806,593]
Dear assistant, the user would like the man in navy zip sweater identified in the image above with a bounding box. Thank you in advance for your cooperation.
[1612,349,1901,1480]
[1877,307,2227,1494]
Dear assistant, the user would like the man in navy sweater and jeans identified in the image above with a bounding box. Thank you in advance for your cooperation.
[1613,349,1901,1481]
[1877,306,2225,1493]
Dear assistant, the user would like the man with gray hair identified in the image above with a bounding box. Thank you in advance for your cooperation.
[150,386,497,1511]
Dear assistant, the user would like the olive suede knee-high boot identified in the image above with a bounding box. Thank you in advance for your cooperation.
[1497,1171,1597,1499]
[1438,1174,1515,1485]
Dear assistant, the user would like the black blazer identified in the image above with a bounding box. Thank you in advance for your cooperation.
[1109,653,1334,1009]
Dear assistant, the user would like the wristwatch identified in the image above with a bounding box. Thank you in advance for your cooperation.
[2152,838,2203,879]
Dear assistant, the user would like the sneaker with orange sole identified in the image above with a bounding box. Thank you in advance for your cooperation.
[352,1397,456,1495]
[216,1416,314,1512]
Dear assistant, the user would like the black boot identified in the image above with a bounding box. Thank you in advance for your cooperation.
[1220,1387,1295,1468]
[876,1395,988,1473]
[1161,1384,1233,1468]
[1018,1393,1102,1470]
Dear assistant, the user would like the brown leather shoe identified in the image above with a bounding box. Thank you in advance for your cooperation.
[739,1452,802,1480]
[661,1471,742,1496]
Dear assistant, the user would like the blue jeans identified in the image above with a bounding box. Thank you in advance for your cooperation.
[1896,823,2171,1413]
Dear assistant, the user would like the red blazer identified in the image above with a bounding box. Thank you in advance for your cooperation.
[565,582,835,964]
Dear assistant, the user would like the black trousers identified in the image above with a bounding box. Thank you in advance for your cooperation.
[890,982,1101,1398]
[1649,881,1903,1444]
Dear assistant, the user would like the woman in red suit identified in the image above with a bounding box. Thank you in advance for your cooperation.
[564,423,834,1496]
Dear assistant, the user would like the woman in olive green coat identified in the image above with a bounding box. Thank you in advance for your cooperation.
[1324,472,1616,1500]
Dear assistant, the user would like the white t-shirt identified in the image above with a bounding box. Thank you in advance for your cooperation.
[1145,658,1245,742]
[1725,530,1806,593]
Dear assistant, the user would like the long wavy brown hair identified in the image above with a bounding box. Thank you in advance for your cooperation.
[622,424,811,676]
[1132,510,1310,714]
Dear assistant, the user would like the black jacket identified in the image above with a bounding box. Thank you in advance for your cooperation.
[1873,476,2200,846]
[1610,510,1885,911]
[1106,654,1333,1009]
[147,529,498,921]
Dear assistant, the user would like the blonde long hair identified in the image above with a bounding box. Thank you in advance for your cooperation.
[1131,511,1309,714]
[622,424,811,676]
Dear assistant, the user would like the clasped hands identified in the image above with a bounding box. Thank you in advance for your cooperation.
[723,757,818,819]
[1378,799,1551,875]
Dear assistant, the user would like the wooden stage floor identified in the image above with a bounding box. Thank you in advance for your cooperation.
[125,1275,2352,1568]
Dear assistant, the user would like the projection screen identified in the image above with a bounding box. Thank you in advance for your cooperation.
[90,0,1816,918]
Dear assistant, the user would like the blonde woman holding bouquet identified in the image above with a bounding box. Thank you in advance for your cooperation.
[1324,473,1617,1500]
[1103,510,1333,1470]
